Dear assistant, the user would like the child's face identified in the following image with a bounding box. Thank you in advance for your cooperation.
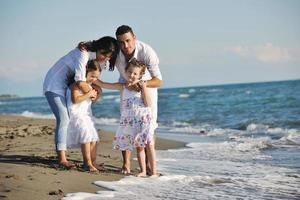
[126,66,142,84]
[86,70,100,84]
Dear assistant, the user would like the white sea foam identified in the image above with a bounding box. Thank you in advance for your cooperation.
[245,90,252,94]
[169,126,206,134]
[102,95,119,100]
[188,88,195,93]
[63,142,299,199]
[178,93,190,98]
[21,111,55,119]
[94,117,119,125]
[279,129,300,145]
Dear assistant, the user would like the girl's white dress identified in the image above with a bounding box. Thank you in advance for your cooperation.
[113,87,157,151]
[66,88,99,148]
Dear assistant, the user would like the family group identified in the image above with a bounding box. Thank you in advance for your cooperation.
[43,25,162,177]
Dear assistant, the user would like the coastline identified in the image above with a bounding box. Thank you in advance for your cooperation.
[0,115,186,200]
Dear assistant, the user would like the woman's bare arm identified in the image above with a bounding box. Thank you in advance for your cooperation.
[71,84,97,104]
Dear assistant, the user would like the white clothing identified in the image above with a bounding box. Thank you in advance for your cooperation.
[43,48,96,97]
[115,40,162,124]
[66,88,99,148]
[113,87,156,151]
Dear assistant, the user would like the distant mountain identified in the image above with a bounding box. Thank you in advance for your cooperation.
[0,94,18,99]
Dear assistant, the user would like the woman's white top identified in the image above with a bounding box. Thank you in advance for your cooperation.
[43,48,95,97]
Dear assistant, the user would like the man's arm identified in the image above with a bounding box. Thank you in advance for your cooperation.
[144,77,163,88]
[138,81,152,107]
[94,79,123,91]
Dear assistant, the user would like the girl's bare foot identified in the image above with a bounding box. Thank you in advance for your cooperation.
[88,165,98,172]
[136,172,147,177]
[59,161,76,170]
[93,163,106,172]
[121,166,131,175]
[83,163,98,172]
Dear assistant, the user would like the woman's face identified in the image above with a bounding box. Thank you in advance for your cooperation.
[96,51,113,63]
[86,70,100,84]
[126,66,142,84]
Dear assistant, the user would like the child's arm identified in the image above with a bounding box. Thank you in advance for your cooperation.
[94,79,123,91]
[138,81,152,107]
[71,83,97,104]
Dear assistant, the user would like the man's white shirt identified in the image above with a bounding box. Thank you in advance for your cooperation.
[115,40,162,125]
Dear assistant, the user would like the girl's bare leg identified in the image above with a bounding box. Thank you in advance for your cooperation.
[91,141,105,171]
[121,150,131,174]
[146,135,156,175]
[136,147,146,177]
[81,143,97,172]
[146,144,157,176]
[90,141,97,165]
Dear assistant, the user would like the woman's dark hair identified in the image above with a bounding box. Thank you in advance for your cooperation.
[86,36,119,71]
[125,58,146,76]
[115,25,134,37]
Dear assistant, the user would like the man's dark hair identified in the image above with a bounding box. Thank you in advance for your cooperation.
[115,25,134,36]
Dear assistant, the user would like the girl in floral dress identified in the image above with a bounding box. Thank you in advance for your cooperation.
[96,58,157,177]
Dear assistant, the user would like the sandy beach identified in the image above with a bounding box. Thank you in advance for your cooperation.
[0,115,185,200]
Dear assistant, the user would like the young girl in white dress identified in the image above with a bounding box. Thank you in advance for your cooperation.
[96,58,157,177]
[66,60,101,172]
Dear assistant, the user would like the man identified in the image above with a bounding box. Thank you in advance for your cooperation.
[114,25,163,174]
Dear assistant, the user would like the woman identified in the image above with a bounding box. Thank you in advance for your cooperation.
[43,36,118,169]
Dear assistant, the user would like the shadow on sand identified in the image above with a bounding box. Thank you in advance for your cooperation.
[0,154,121,173]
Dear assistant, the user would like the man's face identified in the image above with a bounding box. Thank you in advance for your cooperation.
[117,32,136,57]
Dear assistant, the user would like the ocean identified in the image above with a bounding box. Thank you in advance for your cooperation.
[1,80,300,199]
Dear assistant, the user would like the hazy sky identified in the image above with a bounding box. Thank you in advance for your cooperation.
[0,0,299,97]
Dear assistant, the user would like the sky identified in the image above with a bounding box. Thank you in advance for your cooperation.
[0,0,299,97]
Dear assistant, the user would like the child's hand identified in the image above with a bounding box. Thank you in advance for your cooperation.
[126,82,141,92]
[88,89,98,99]
[137,80,147,90]
[91,86,102,103]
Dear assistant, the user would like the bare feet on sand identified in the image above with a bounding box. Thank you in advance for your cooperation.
[59,161,76,170]
[136,172,147,177]
[121,166,131,175]
[93,163,107,172]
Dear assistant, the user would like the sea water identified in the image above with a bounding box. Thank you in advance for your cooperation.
[1,80,300,199]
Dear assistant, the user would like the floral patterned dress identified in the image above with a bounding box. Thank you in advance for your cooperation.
[113,87,156,151]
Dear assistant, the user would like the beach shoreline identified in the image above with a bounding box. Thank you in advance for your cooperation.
[0,115,186,200]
